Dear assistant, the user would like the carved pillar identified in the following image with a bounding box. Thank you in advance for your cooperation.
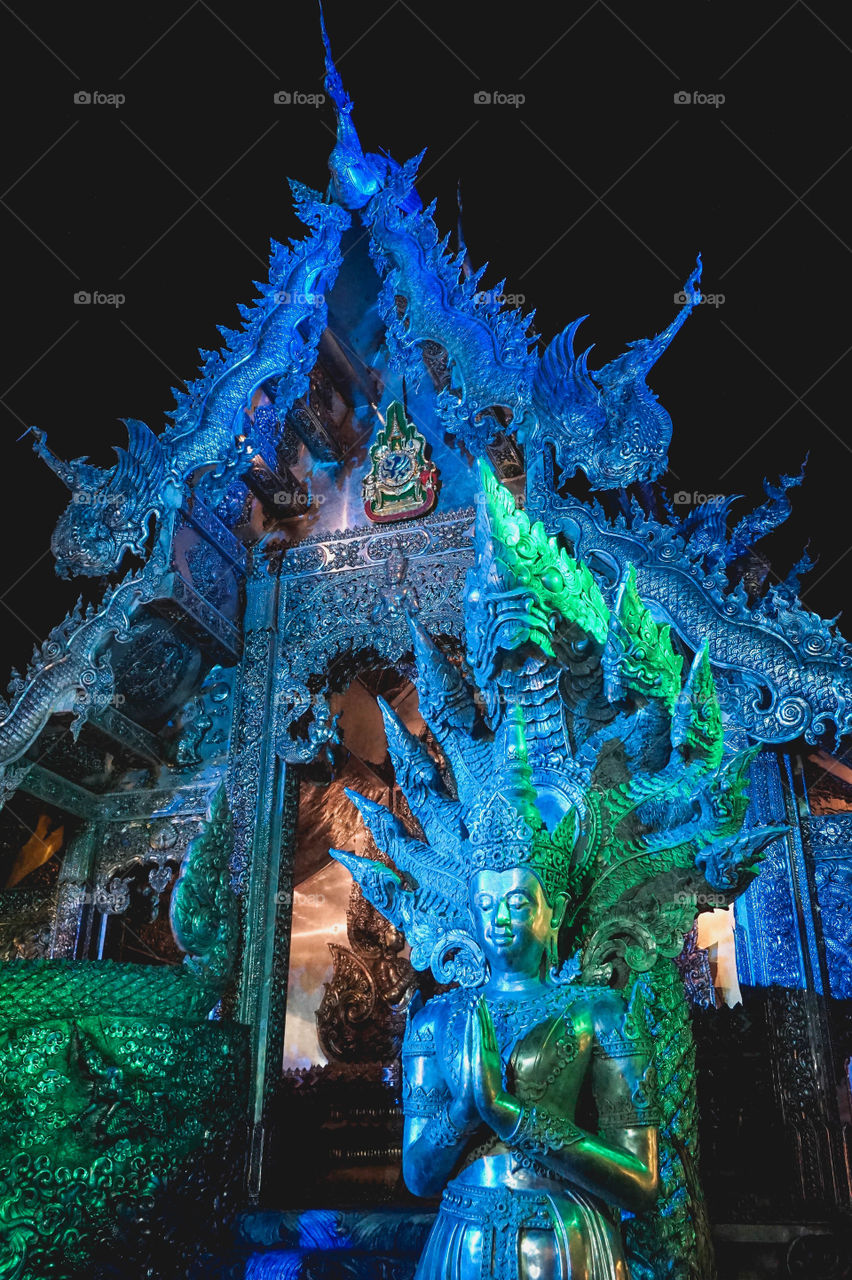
[735,753,801,990]
[228,553,296,1202]
[799,811,852,999]
[735,752,850,1208]
[49,821,103,958]
[797,805,852,1205]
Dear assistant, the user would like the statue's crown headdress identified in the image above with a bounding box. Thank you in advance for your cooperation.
[454,705,584,904]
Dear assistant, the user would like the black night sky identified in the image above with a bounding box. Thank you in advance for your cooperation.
[1,1,851,674]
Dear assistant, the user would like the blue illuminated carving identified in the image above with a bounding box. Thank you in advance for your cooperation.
[529,258,702,489]
[319,3,421,214]
[30,183,349,578]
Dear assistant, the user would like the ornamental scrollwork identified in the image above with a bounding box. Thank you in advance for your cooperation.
[532,487,852,747]
[274,513,473,764]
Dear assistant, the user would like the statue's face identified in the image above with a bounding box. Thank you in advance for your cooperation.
[387,549,406,583]
[469,866,555,977]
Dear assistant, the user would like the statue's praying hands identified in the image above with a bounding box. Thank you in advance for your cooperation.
[401,867,659,1280]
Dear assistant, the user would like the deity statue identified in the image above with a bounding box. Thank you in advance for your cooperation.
[402,857,659,1279]
[371,542,421,624]
[332,463,782,1278]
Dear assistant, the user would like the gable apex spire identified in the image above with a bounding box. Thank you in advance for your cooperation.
[319,1,421,213]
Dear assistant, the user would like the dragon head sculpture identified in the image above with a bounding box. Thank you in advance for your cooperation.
[31,420,170,578]
[531,257,703,490]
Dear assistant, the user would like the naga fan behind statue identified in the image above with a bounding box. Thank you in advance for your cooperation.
[332,464,783,1280]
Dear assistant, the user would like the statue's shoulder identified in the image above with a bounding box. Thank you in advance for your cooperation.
[555,983,639,1043]
[586,984,628,1027]
[403,986,466,1050]
[585,983,651,1059]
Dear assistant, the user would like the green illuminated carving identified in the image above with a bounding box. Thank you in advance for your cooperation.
[0,789,244,1280]
[671,641,724,769]
[604,563,683,711]
[474,457,609,652]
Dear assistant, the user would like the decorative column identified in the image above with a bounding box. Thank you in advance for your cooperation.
[49,821,103,958]
[228,552,297,1202]
[799,810,852,1000]
[796,802,852,1206]
[734,752,850,1208]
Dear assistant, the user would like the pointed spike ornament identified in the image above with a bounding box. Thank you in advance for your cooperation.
[343,788,469,919]
[408,616,479,737]
[319,0,382,210]
[406,620,492,810]
[466,461,609,687]
[670,643,723,769]
[376,697,467,857]
[603,564,683,712]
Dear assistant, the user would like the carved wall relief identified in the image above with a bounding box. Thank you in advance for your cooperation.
[90,816,204,964]
[173,520,243,624]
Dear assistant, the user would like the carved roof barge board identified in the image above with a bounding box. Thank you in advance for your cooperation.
[529,489,852,747]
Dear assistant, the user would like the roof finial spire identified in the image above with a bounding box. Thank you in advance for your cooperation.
[318,1,381,210]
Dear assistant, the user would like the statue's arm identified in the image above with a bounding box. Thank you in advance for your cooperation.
[401,999,479,1198]
[483,993,660,1214]
[585,1017,660,1213]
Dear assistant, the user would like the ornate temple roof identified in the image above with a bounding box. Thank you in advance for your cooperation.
[3,5,850,789]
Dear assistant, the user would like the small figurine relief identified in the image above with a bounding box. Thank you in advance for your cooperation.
[370,542,421,623]
[363,401,438,524]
